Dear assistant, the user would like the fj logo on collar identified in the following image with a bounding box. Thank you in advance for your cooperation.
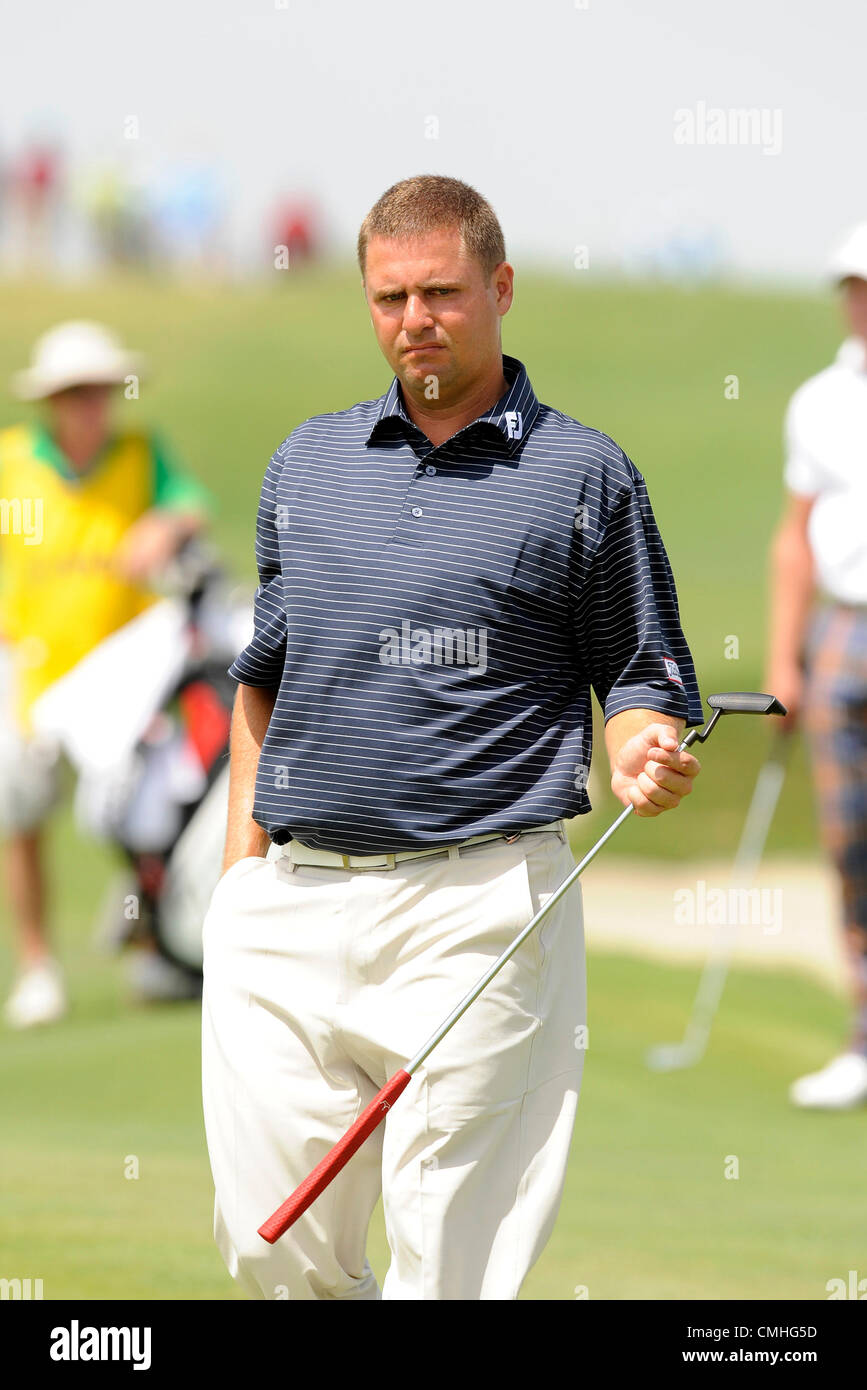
[664,656,684,686]
[504,410,523,440]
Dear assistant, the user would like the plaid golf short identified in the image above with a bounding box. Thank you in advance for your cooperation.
[801,601,867,1045]
[802,601,867,932]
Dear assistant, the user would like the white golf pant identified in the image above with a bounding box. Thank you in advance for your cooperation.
[201,827,585,1300]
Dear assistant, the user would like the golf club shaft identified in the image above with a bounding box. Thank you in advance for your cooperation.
[405,799,635,1072]
[408,728,702,1072]
[671,730,792,1060]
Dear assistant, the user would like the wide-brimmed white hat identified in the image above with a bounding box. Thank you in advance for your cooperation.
[10,321,145,400]
[828,222,867,285]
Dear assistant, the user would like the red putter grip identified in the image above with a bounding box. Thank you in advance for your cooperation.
[258,1068,413,1244]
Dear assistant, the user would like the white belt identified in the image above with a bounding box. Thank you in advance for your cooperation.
[280,821,565,873]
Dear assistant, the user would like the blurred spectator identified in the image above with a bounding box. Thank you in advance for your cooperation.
[85,167,153,270]
[8,138,64,271]
[765,223,867,1108]
[152,164,226,276]
[0,321,212,1027]
[269,194,321,272]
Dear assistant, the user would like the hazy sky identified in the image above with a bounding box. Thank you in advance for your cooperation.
[3,0,866,279]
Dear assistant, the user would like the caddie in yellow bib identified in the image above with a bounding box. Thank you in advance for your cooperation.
[0,320,211,1028]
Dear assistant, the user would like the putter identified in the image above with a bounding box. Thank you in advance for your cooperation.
[258,690,786,1243]
[645,725,793,1072]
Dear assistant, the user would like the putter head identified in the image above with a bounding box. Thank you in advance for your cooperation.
[684,691,788,747]
[707,692,787,717]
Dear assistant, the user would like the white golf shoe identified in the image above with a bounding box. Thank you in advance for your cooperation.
[789,1052,867,1110]
[3,959,68,1029]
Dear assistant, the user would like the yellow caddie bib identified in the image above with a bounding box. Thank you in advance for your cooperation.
[0,424,159,729]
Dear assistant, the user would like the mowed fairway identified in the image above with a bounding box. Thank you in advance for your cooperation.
[0,811,858,1301]
[0,270,858,1299]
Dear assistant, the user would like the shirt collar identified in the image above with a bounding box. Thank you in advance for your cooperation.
[366,353,541,455]
[30,421,115,480]
[835,336,867,374]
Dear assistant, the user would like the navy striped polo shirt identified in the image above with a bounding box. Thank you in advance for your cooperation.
[229,353,703,853]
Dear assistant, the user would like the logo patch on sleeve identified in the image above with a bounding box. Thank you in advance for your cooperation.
[664,656,684,686]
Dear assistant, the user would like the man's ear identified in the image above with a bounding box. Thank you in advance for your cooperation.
[492,261,514,313]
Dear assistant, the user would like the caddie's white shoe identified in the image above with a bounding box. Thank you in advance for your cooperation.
[789,1052,867,1110]
[3,959,68,1029]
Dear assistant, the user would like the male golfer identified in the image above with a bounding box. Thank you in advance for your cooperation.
[766,223,867,1109]
[202,175,703,1300]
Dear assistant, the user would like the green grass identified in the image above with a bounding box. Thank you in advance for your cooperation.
[0,807,857,1300]
[521,951,861,1301]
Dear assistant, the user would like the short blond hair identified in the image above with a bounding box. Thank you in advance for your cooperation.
[357,175,506,281]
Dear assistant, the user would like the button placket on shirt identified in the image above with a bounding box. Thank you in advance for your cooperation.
[394,444,444,535]
[413,449,445,520]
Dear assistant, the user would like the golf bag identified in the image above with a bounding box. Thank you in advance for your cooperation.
[31,542,253,979]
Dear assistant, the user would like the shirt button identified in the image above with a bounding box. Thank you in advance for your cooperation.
[424,465,436,476]
[411,506,423,518]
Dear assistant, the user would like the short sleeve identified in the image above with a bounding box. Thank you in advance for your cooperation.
[782,391,824,498]
[570,458,704,728]
[227,449,287,688]
[150,434,214,515]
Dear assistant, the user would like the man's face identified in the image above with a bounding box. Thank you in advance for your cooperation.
[841,276,867,341]
[362,227,513,403]
[46,382,114,440]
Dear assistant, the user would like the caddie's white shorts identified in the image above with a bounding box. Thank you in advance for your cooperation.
[201,826,586,1301]
[0,656,61,834]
